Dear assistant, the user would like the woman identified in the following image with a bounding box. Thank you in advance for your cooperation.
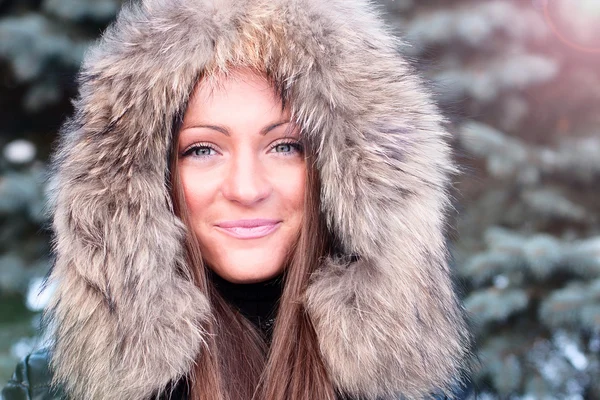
[1,0,473,399]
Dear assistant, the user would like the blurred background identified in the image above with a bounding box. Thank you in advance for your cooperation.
[0,0,599,397]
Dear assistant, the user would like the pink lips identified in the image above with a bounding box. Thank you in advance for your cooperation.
[215,218,282,239]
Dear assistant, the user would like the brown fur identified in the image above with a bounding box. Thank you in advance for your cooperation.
[44,0,472,398]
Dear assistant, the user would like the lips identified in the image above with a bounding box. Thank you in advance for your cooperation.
[215,219,282,239]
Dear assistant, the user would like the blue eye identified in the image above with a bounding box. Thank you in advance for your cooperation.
[272,141,303,155]
[182,144,217,158]
[275,143,292,152]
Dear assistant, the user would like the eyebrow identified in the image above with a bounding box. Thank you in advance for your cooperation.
[182,120,291,137]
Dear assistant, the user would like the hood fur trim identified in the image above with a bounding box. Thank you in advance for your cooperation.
[44,0,471,398]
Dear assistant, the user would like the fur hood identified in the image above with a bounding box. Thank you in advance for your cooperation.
[44,0,472,398]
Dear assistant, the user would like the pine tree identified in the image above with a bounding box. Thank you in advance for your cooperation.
[381,0,600,397]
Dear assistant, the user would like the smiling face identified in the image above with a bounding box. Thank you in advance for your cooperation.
[177,69,306,284]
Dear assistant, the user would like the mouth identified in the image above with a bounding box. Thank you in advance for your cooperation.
[214,219,282,240]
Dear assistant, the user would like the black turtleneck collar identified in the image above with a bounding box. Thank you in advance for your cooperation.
[209,270,283,341]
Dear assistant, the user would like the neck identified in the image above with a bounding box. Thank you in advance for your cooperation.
[209,270,283,341]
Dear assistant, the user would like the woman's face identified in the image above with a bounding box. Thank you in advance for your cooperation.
[177,69,305,284]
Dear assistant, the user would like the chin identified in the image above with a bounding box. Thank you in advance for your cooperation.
[210,253,286,284]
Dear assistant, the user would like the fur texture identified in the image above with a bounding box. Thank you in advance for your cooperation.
[44,0,472,398]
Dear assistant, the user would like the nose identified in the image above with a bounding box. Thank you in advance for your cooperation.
[221,151,272,206]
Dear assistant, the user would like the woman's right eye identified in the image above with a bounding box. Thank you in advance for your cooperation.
[182,144,217,158]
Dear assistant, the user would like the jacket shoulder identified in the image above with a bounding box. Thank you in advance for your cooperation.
[1,349,66,400]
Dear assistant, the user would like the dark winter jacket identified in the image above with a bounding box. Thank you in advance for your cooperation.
[2,0,472,399]
[0,350,471,400]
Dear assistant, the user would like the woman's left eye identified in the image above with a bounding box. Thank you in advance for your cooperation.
[271,141,303,155]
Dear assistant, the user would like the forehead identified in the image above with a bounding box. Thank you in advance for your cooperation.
[178,68,295,139]
[187,69,284,115]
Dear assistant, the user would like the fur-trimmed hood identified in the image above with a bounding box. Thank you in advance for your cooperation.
[44,0,472,398]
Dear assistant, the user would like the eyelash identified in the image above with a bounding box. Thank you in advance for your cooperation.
[181,139,304,159]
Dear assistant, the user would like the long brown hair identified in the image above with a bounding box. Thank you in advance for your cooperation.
[168,71,337,400]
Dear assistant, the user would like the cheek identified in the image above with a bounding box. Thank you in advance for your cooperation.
[179,166,218,220]
[273,163,306,215]
[291,172,306,212]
